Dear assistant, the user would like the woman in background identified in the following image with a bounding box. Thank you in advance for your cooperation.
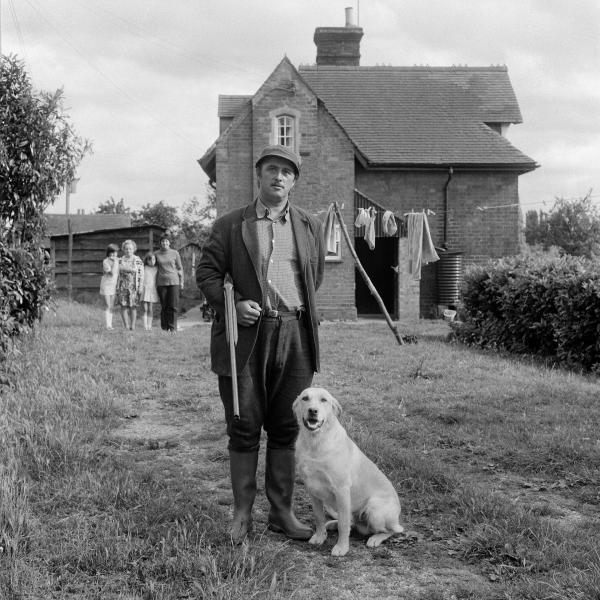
[141,253,159,330]
[99,243,119,330]
[154,234,184,332]
[116,239,144,330]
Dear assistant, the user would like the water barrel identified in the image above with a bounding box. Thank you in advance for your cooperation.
[436,251,464,306]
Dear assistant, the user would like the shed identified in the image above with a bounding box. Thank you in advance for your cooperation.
[43,213,132,247]
[50,224,165,298]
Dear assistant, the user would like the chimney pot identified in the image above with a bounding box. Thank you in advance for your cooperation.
[345,6,355,27]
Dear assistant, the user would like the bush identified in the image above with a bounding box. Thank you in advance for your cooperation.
[452,253,600,371]
[0,241,53,357]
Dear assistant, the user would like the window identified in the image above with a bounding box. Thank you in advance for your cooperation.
[277,115,294,147]
[269,107,300,152]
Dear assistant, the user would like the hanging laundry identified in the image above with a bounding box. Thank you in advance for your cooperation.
[407,212,439,280]
[323,204,337,253]
[364,206,376,250]
[354,207,370,228]
[382,210,398,236]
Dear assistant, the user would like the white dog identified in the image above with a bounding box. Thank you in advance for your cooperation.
[293,387,404,556]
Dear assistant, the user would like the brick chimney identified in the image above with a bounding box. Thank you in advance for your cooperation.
[314,7,364,66]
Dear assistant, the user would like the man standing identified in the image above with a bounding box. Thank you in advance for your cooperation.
[196,145,324,543]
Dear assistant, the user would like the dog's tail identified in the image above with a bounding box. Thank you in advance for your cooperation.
[325,519,338,531]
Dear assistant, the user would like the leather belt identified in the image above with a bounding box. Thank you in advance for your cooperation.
[261,307,306,320]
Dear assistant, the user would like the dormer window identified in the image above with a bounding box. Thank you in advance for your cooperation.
[270,107,301,152]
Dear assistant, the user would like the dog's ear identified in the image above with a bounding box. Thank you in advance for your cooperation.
[292,390,308,415]
[292,395,301,414]
[329,393,342,418]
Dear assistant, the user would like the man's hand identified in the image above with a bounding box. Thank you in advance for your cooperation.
[235,299,262,326]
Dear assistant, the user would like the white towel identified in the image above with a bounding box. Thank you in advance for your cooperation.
[407,213,439,280]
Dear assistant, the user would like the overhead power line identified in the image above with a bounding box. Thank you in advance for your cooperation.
[70,0,267,79]
[17,0,208,151]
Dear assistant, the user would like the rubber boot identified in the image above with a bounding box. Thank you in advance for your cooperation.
[229,450,259,544]
[265,448,312,540]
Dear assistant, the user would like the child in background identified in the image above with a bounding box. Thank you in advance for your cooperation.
[142,253,159,330]
[99,243,120,330]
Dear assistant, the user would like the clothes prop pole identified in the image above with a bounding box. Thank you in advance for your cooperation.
[223,274,240,420]
[331,202,404,346]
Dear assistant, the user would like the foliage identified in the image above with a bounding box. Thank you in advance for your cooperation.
[0,242,53,357]
[95,196,130,214]
[0,55,89,245]
[0,55,87,357]
[524,192,600,258]
[452,252,600,371]
[131,199,180,232]
[177,185,216,247]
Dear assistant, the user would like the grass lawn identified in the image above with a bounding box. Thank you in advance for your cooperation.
[0,300,599,599]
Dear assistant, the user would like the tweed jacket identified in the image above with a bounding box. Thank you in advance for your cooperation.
[196,201,325,376]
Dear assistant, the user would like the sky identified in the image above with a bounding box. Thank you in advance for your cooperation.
[2,0,599,216]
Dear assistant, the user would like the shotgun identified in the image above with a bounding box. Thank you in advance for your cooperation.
[223,274,240,420]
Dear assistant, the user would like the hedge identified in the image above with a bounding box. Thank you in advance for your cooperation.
[452,254,600,372]
[0,241,53,358]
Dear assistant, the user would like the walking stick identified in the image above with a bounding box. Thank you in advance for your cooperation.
[223,274,240,420]
[331,202,405,345]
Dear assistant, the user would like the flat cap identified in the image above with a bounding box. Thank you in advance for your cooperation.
[255,144,301,177]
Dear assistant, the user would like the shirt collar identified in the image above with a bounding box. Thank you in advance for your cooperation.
[255,198,289,222]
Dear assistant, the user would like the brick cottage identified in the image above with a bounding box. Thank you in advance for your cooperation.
[199,10,538,320]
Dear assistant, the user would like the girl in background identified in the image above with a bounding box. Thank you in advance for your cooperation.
[142,253,159,330]
[116,239,144,330]
[99,243,119,330]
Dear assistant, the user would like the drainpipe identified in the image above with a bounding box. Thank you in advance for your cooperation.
[443,167,453,250]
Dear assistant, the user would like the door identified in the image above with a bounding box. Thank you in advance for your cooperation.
[354,236,398,318]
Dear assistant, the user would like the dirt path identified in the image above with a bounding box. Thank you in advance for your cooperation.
[106,321,494,600]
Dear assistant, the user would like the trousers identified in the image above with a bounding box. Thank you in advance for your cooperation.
[218,315,314,452]
[156,285,179,331]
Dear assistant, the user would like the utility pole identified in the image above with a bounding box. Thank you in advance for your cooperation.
[65,178,79,302]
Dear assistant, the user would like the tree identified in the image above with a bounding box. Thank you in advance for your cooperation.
[178,184,216,247]
[0,55,90,245]
[132,200,180,233]
[0,55,89,352]
[524,191,600,258]
[96,197,130,214]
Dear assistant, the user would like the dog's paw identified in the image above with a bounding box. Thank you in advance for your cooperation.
[331,542,349,556]
[309,531,327,545]
[366,532,393,547]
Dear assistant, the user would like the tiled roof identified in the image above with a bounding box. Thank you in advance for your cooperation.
[218,95,252,118]
[299,65,536,168]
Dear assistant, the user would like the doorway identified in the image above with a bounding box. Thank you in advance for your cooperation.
[354,236,398,318]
